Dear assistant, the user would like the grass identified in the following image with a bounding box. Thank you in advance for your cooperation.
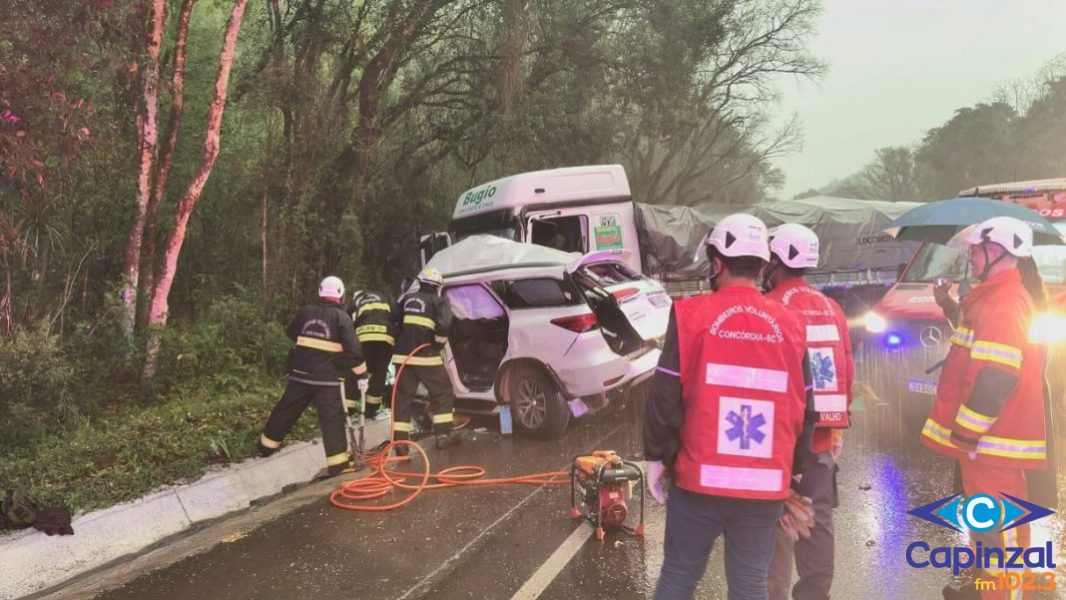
[0,378,322,518]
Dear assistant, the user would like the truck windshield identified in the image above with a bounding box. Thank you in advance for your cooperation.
[902,223,1066,284]
[451,209,518,242]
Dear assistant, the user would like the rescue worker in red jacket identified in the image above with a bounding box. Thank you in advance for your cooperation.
[346,290,396,421]
[392,267,461,453]
[259,276,366,476]
[763,224,854,600]
[921,217,1048,600]
[644,214,817,600]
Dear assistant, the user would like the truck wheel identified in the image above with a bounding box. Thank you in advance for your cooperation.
[506,365,569,438]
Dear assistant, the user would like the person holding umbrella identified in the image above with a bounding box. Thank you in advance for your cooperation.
[920,217,1049,600]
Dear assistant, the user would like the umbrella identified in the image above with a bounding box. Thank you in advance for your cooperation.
[884,197,1064,245]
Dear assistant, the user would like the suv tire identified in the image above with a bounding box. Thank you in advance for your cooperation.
[505,365,570,438]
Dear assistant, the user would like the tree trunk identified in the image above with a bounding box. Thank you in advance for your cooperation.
[120,0,167,342]
[142,0,249,380]
[139,0,197,329]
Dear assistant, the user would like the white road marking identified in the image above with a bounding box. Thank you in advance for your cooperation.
[511,522,594,599]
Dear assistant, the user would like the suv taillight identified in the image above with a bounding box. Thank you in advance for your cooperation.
[551,313,599,333]
[611,287,640,302]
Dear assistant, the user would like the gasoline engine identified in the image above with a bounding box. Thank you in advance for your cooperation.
[569,451,645,540]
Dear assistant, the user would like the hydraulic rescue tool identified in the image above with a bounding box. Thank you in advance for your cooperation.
[569,451,645,540]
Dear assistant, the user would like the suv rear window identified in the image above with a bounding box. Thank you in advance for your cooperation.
[580,262,643,286]
[491,278,581,309]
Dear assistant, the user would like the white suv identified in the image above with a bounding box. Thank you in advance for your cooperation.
[425,235,671,437]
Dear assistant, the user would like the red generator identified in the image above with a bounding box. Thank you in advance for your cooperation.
[569,450,645,540]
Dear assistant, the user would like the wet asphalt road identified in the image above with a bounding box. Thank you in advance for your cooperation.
[56,365,1066,600]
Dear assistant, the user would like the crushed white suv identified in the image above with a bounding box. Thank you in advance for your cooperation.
[425,235,671,437]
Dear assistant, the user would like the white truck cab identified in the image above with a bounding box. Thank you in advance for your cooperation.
[421,165,644,273]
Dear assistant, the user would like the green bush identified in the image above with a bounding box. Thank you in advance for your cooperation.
[0,326,77,448]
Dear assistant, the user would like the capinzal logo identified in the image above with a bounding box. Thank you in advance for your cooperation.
[905,493,1056,576]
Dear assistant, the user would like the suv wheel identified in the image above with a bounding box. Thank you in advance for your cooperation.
[506,365,569,438]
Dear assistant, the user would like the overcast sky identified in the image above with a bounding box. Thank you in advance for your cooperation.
[773,0,1066,198]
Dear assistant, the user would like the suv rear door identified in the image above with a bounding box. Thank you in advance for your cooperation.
[567,250,671,346]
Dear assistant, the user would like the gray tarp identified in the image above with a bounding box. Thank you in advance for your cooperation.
[636,196,922,280]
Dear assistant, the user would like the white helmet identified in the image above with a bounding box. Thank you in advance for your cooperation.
[704,214,770,261]
[417,267,444,288]
[318,276,345,299]
[965,216,1033,258]
[769,223,820,269]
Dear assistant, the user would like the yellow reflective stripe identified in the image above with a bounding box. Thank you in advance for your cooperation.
[971,341,1023,369]
[403,315,437,330]
[433,413,454,424]
[434,335,449,344]
[296,336,343,353]
[344,398,359,409]
[950,327,975,348]
[392,354,444,366]
[365,395,383,405]
[260,434,281,449]
[977,435,1046,460]
[357,302,391,318]
[955,405,996,435]
[357,333,395,345]
[352,363,368,376]
[326,452,349,466]
[356,324,389,335]
[921,418,954,448]
[393,421,412,432]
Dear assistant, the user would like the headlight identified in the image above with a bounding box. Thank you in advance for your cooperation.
[1029,312,1066,344]
[864,311,888,334]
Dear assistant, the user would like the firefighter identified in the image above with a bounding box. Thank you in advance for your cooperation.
[764,224,854,600]
[346,289,396,421]
[258,276,367,476]
[392,267,461,452]
[922,217,1048,600]
[644,214,817,600]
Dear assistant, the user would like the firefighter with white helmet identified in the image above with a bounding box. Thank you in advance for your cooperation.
[644,214,817,600]
[924,216,1050,600]
[259,276,366,477]
[764,223,854,600]
[391,267,461,452]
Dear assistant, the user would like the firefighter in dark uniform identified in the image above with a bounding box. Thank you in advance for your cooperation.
[258,276,367,476]
[345,290,396,420]
[392,267,461,452]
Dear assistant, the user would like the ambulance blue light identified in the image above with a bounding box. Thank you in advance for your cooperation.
[885,333,903,348]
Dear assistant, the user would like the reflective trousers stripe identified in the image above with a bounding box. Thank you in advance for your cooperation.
[433,413,454,424]
[393,421,412,432]
[344,398,359,409]
[365,395,383,405]
[260,434,281,449]
[326,452,349,466]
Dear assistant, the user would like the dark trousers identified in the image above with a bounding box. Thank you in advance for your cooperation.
[345,341,393,416]
[262,379,349,469]
[768,453,837,600]
[393,363,455,440]
[655,484,784,600]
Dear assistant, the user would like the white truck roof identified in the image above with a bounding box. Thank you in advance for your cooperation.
[452,164,631,220]
[960,178,1066,196]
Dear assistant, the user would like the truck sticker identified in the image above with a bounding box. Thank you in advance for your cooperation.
[594,214,624,250]
[456,185,498,216]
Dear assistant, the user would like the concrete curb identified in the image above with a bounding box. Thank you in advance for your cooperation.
[1,418,392,599]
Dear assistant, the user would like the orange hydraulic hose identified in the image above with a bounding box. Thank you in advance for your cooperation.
[329,343,570,512]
